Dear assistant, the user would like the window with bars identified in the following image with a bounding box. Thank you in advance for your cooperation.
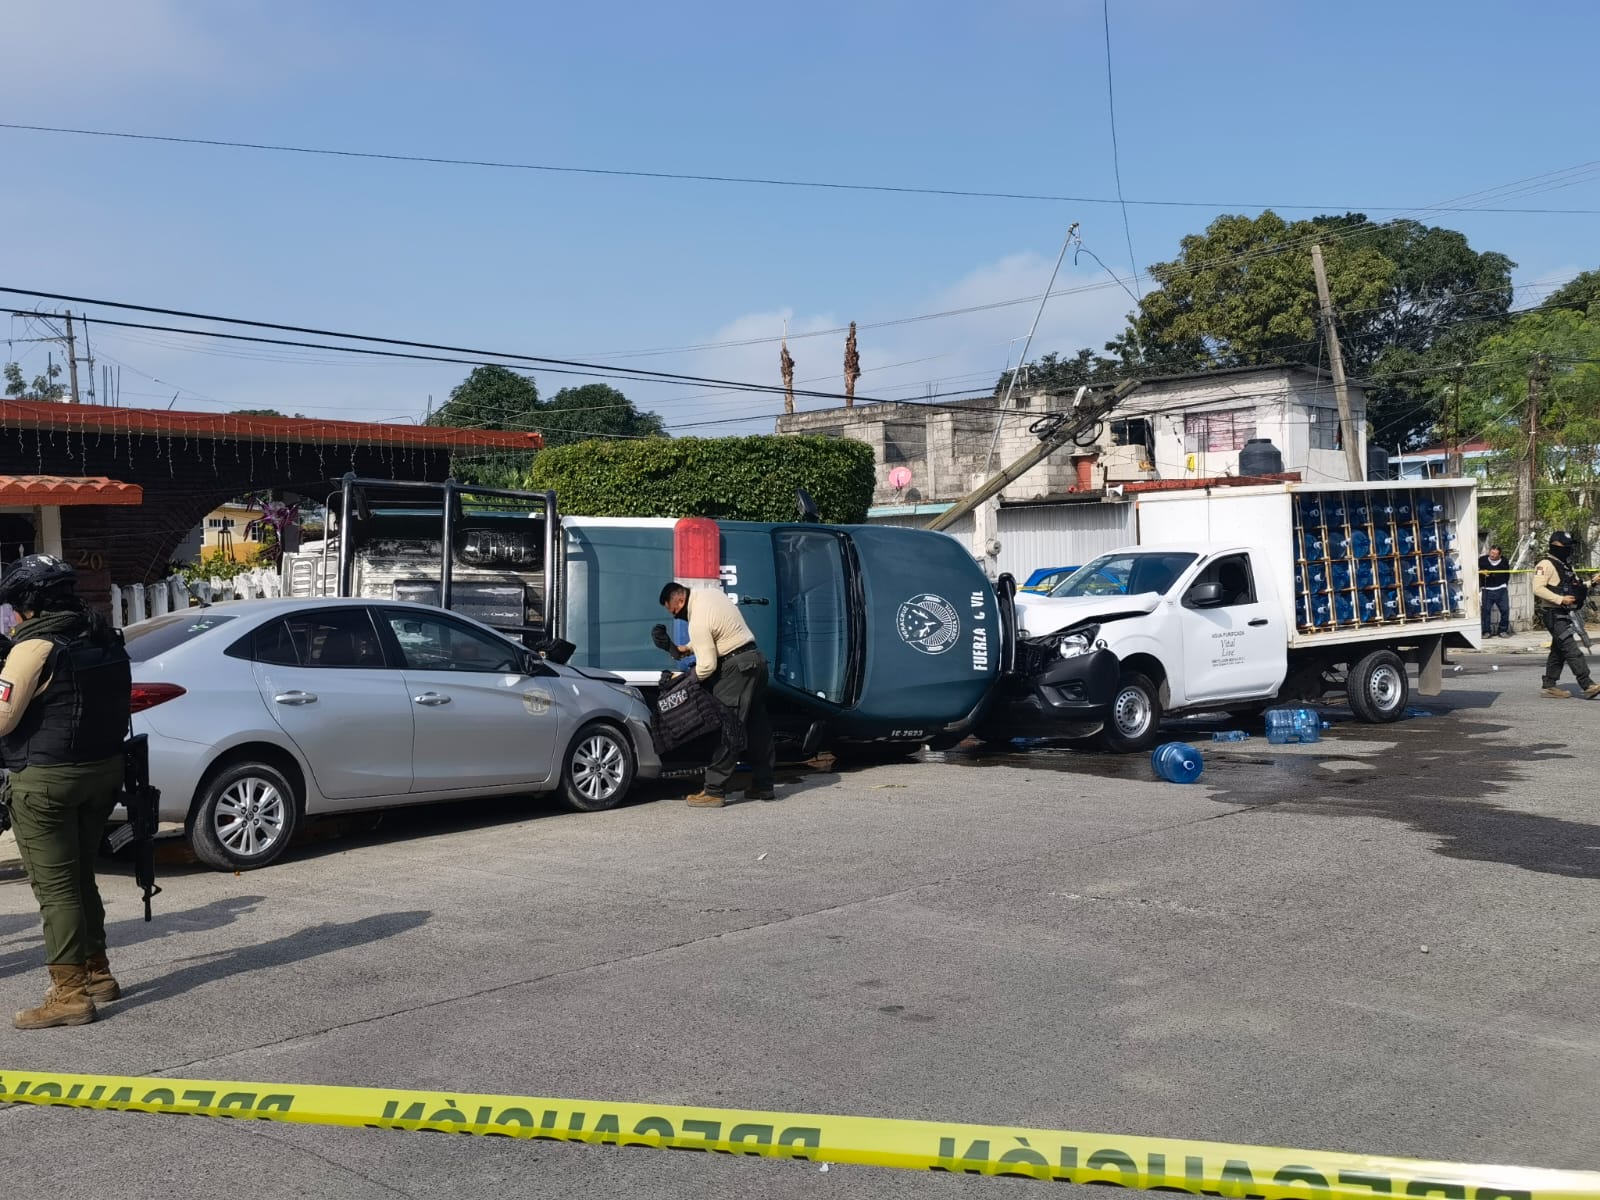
[1183,410,1253,453]
[1308,407,1343,450]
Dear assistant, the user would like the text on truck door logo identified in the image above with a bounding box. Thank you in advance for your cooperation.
[896,594,961,655]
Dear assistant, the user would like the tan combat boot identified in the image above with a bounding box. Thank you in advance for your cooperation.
[684,791,726,808]
[1541,687,1572,699]
[85,950,122,1003]
[14,964,96,1030]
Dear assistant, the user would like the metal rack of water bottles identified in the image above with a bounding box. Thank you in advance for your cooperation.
[1292,486,1474,636]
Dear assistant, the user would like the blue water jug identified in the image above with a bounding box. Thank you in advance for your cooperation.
[1423,557,1444,583]
[1306,563,1328,591]
[1351,530,1371,557]
[1404,587,1425,616]
[1356,561,1375,588]
[1425,585,1447,615]
[1419,524,1441,552]
[1376,528,1396,556]
[1334,594,1356,623]
[1398,527,1418,555]
[1331,562,1353,590]
[1359,591,1379,621]
[1328,532,1351,557]
[1381,589,1402,617]
[1378,560,1397,586]
[1302,532,1325,560]
[1402,558,1422,583]
[1152,742,1204,783]
[1211,730,1250,743]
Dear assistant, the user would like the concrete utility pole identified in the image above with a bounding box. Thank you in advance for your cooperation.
[1516,354,1547,554]
[780,338,795,415]
[1309,244,1364,481]
[63,311,81,404]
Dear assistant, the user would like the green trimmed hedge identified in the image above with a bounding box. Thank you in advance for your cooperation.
[526,435,876,523]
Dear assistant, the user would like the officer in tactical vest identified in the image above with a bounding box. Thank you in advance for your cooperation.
[1531,531,1600,700]
[0,555,133,1028]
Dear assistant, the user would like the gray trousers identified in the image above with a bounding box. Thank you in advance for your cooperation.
[704,649,775,797]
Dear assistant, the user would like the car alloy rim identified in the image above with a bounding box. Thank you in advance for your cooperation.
[215,776,288,858]
[1369,664,1403,711]
[1113,687,1151,736]
[572,734,625,800]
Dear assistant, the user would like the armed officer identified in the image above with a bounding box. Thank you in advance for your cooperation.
[0,555,133,1028]
[1532,531,1600,700]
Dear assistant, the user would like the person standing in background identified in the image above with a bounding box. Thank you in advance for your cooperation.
[1478,544,1512,637]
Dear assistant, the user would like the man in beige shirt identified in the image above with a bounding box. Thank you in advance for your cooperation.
[659,582,775,807]
[1531,531,1600,699]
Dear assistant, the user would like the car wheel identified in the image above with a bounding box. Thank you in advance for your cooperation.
[1100,670,1163,753]
[560,722,636,812]
[190,761,300,871]
[1347,649,1408,723]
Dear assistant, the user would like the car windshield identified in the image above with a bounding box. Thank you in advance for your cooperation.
[1048,552,1197,598]
[122,611,237,662]
[773,529,854,705]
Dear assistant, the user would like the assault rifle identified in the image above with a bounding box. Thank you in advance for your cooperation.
[115,734,162,921]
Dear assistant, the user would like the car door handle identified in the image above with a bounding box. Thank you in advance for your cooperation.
[274,691,318,706]
[414,692,452,707]
[1248,618,1269,627]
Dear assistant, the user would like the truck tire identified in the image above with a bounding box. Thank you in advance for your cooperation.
[1100,670,1163,753]
[1347,649,1408,723]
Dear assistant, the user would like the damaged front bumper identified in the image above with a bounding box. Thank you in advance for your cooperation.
[992,646,1121,736]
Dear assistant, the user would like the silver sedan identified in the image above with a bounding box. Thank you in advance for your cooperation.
[121,598,661,871]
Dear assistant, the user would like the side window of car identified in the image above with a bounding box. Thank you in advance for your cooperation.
[1189,555,1255,607]
[384,611,522,673]
[256,609,387,668]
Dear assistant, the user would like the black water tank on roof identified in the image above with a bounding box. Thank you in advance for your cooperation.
[1367,445,1391,481]
[1238,437,1283,476]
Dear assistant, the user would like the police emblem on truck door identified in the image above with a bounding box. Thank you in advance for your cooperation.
[896,593,960,655]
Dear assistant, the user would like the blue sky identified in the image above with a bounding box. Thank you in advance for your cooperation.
[1,0,1595,436]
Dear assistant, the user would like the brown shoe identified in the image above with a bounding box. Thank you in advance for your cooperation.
[1541,686,1573,699]
[84,951,121,1003]
[744,788,776,801]
[1584,683,1600,699]
[684,791,726,808]
[14,964,96,1030]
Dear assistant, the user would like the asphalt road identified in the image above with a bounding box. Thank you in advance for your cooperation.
[0,641,1596,1196]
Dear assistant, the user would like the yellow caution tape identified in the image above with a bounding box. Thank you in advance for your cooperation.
[1,1069,1596,1196]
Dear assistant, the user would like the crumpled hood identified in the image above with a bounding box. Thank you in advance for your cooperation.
[1014,591,1162,638]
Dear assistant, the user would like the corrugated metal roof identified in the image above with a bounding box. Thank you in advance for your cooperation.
[0,475,144,505]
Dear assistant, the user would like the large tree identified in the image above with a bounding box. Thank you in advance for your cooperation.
[532,383,667,448]
[1458,307,1600,551]
[1000,212,1516,450]
[1544,269,1600,317]
[427,367,667,484]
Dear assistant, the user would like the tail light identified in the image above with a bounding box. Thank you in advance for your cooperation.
[130,683,186,713]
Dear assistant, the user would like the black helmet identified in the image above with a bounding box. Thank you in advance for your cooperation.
[1549,531,1576,560]
[0,554,77,609]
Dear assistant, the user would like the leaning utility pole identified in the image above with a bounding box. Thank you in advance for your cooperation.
[1516,354,1547,554]
[63,311,81,404]
[1310,244,1364,481]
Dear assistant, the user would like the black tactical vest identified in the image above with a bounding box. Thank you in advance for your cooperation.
[2,632,132,771]
[1536,555,1584,613]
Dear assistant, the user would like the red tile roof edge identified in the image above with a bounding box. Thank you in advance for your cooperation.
[0,399,544,451]
[0,475,144,506]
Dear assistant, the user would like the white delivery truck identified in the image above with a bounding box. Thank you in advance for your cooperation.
[995,479,1480,751]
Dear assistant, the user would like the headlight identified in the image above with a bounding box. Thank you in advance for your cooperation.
[607,682,646,704]
[1054,624,1100,659]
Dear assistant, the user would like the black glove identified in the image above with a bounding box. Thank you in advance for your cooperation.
[650,623,679,657]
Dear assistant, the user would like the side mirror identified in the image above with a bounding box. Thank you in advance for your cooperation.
[1187,581,1224,608]
[795,487,821,524]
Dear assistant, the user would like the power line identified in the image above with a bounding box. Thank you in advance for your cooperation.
[4,121,1599,215]
[1102,0,1141,300]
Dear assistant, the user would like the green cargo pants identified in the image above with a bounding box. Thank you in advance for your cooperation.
[9,756,124,965]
